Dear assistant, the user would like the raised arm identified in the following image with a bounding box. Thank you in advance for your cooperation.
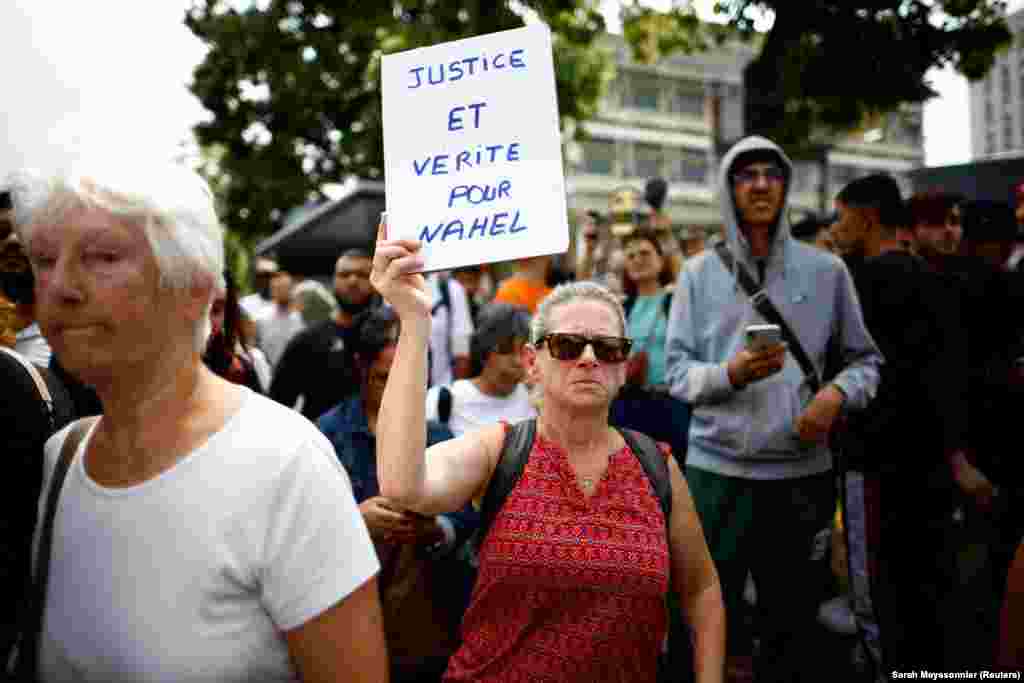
[666,458,726,683]
[371,223,502,515]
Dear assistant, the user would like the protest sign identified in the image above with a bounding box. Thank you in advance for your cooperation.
[381,24,568,272]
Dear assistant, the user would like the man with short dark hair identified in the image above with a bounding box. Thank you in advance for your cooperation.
[665,136,883,682]
[270,248,380,420]
[833,173,967,672]
[955,201,1024,664]
[908,191,964,273]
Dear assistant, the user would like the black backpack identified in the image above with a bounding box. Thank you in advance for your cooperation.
[473,418,672,555]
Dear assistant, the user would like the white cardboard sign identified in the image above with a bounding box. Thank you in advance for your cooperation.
[381,24,568,272]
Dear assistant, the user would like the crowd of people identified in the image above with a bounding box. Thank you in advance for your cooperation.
[0,130,1022,683]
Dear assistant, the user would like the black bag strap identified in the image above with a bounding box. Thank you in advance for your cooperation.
[473,419,672,555]
[714,242,821,394]
[473,419,536,555]
[15,416,99,680]
[0,347,54,433]
[619,428,672,523]
[437,386,453,425]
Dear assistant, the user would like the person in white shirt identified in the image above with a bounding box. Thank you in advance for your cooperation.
[238,257,278,322]
[427,273,474,387]
[256,271,305,369]
[8,159,386,682]
[426,302,536,435]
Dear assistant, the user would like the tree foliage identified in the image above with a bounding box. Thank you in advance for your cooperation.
[185,0,612,241]
[622,0,1012,151]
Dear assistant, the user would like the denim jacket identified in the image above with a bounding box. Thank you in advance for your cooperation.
[317,397,479,549]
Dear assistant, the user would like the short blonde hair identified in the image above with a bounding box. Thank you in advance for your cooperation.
[530,280,626,344]
[7,161,225,352]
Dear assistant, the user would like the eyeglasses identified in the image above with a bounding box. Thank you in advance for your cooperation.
[536,333,632,363]
[732,166,785,185]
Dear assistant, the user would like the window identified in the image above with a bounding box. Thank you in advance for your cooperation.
[633,143,663,179]
[1005,120,1015,150]
[986,131,996,155]
[670,83,704,117]
[987,99,995,124]
[1003,65,1013,104]
[628,73,661,111]
[581,139,616,175]
[668,147,709,184]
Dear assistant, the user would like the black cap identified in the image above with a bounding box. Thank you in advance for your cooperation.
[961,200,1017,244]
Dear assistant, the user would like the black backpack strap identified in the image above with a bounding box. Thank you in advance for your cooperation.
[437,386,453,424]
[618,428,672,526]
[473,418,536,555]
[714,242,821,394]
[662,291,673,318]
[15,416,99,679]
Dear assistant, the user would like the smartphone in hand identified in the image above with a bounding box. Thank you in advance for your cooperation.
[745,323,782,352]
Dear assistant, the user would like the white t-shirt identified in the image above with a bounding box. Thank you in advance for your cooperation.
[428,275,474,387]
[35,389,379,682]
[425,380,536,436]
[256,307,304,369]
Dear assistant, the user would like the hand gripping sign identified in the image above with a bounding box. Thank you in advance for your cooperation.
[382,24,569,272]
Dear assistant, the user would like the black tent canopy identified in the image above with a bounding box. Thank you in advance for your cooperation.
[255,179,385,279]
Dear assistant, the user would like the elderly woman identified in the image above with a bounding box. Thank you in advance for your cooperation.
[371,229,726,682]
[9,161,386,682]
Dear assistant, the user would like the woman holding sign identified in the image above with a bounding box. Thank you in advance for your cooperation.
[371,221,725,682]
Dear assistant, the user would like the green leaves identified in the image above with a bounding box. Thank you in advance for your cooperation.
[186,0,614,242]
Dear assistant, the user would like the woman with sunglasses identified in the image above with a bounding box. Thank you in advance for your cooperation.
[371,226,725,683]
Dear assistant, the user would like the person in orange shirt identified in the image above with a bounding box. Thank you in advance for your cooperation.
[492,255,552,313]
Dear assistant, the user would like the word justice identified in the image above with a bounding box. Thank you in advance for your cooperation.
[407,49,527,89]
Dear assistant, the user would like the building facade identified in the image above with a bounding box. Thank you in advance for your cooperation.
[566,34,925,238]
[968,8,1024,159]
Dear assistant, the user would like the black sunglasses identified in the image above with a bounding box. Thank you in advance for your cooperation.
[537,333,632,363]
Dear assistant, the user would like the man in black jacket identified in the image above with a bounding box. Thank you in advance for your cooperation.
[0,192,75,664]
[832,174,967,673]
[270,249,380,420]
[955,201,1024,665]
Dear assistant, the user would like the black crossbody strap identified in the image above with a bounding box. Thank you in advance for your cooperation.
[714,242,821,394]
[15,416,99,679]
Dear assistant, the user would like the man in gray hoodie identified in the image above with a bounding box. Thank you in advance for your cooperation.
[665,136,882,682]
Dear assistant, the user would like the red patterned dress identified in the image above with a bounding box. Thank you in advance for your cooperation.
[443,433,671,682]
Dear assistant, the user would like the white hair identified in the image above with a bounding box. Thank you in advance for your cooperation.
[6,160,225,352]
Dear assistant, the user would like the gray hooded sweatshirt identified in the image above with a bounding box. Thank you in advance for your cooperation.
[665,136,883,480]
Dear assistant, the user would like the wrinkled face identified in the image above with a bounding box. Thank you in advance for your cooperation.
[623,238,664,287]
[525,299,626,412]
[831,202,872,256]
[363,344,397,411]
[482,336,526,394]
[732,161,785,229]
[914,208,961,259]
[27,205,202,387]
[334,255,374,308]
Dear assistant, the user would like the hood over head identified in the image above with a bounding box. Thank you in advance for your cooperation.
[717,136,794,270]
